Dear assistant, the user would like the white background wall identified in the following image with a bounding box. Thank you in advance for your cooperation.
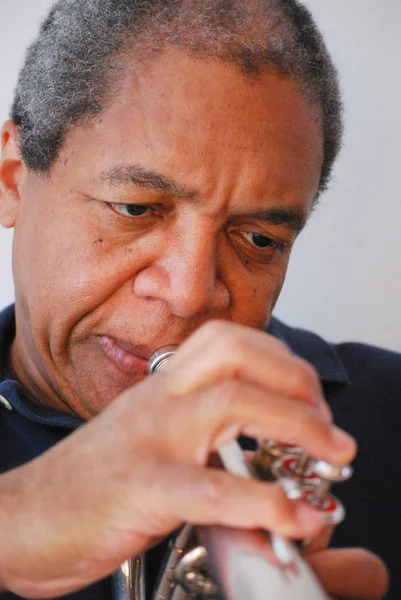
[0,0,400,351]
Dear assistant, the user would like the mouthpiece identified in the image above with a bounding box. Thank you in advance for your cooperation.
[148,346,179,374]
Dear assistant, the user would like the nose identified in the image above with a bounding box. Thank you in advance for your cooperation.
[133,229,230,319]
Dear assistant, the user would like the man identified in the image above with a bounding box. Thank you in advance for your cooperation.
[0,0,397,598]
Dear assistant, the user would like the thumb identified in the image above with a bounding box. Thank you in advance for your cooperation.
[306,548,389,600]
[302,525,334,556]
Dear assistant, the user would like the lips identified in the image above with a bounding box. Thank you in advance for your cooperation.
[99,335,150,376]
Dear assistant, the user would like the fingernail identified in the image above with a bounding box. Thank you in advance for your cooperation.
[331,426,354,449]
[296,503,325,528]
[271,534,298,564]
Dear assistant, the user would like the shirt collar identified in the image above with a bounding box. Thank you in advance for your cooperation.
[0,304,83,429]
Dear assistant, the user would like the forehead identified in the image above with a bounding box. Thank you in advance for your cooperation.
[57,48,323,208]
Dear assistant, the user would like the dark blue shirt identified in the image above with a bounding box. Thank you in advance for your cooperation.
[0,305,400,599]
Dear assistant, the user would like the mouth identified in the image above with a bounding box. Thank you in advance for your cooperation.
[99,335,151,376]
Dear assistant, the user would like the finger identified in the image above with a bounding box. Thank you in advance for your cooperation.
[302,525,334,555]
[144,463,327,539]
[307,548,389,599]
[166,321,331,423]
[168,380,356,466]
[244,450,255,463]
[173,319,291,362]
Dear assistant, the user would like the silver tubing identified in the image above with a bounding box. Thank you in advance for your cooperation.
[153,525,194,600]
[112,557,146,600]
[169,586,190,600]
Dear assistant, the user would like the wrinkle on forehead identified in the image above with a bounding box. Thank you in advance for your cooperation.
[58,48,323,215]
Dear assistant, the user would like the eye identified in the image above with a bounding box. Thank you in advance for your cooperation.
[243,232,277,249]
[109,203,150,217]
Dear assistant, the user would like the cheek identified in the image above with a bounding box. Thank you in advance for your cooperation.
[228,263,288,329]
[12,195,125,324]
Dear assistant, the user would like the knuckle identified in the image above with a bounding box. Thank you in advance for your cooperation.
[200,471,231,507]
[221,332,249,361]
[264,485,295,525]
[306,413,332,443]
[200,322,249,360]
[287,408,325,442]
[296,408,319,431]
[200,319,228,340]
[268,336,289,354]
[291,360,320,398]
[198,323,249,369]
[213,379,243,412]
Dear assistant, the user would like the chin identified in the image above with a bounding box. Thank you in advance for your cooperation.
[72,370,147,419]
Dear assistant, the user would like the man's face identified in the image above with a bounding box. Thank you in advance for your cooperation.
[4,48,323,418]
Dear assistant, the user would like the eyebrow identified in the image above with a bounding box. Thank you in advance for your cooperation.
[240,208,307,233]
[98,164,307,233]
[99,164,198,200]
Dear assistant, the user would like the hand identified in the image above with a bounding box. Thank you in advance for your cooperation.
[0,320,356,598]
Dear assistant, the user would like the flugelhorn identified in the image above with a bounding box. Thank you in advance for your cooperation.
[113,346,352,600]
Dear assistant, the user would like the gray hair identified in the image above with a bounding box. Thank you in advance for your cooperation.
[11,0,343,195]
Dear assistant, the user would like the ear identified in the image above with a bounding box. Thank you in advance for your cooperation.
[0,120,25,228]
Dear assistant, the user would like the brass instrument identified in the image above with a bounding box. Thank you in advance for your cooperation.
[112,346,352,600]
